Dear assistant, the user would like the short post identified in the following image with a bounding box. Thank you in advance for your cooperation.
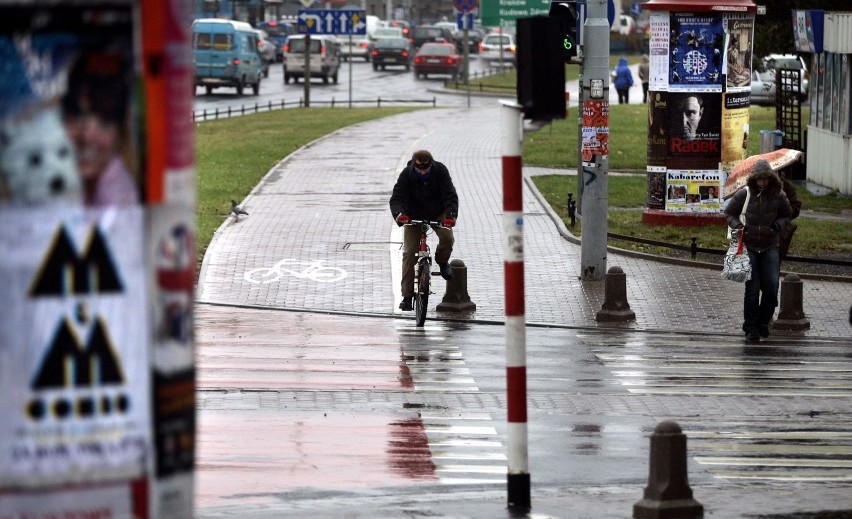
[634,421,704,519]
[437,259,477,312]
[773,273,810,331]
[567,192,576,228]
[596,266,635,322]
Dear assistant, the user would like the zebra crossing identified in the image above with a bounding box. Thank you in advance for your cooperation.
[396,322,506,485]
[582,332,852,483]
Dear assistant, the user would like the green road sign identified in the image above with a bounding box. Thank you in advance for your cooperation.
[481,0,550,30]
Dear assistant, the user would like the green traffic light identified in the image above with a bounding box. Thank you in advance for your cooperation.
[563,38,573,50]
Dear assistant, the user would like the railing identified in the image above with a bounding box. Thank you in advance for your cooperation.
[192,97,438,122]
[606,232,852,267]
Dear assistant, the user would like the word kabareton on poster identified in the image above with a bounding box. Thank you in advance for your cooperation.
[645,10,755,213]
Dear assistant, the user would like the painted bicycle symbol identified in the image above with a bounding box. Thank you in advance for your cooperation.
[244,259,348,284]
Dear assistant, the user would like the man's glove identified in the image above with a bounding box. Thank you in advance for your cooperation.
[395,213,410,225]
[443,218,456,228]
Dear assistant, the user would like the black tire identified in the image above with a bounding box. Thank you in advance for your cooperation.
[414,262,429,327]
[205,85,213,95]
[373,63,378,71]
[236,80,244,96]
[252,79,260,95]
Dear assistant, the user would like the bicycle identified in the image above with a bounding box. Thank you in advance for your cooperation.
[404,219,446,327]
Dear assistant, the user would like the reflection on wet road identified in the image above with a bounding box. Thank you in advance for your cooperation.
[195,305,852,514]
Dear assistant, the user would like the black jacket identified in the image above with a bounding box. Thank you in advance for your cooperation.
[389,160,458,222]
[725,173,792,253]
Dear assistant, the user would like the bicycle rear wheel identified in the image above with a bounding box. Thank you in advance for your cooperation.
[414,261,430,327]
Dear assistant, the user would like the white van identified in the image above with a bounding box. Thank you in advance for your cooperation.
[282,35,341,84]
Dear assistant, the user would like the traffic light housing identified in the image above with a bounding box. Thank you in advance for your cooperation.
[517,16,566,121]
[549,0,579,61]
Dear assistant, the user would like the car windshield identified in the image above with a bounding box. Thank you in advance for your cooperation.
[485,35,511,46]
[420,44,451,55]
[374,28,402,37]
[413,27,442,38]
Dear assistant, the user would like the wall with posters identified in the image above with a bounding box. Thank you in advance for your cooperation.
[0,1,195,517]
[644,6,755,213]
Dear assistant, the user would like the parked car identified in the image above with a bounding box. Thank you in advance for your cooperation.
[253,29,276,77]
[339,36,372,62]
[371,37,411,71]
[409,25,455,52]
[258,19,297,62]
[282,35,341,84]
[192,18,263,96]
[750,54,809,105]
[478,32,516,66]
[412,42,464,80]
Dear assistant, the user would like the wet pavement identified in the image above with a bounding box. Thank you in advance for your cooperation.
[195,104,852,518]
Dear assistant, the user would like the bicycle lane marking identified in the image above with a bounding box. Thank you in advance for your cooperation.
[243,258,348,284]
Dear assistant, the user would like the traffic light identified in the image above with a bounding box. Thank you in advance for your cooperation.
[549,0,579,61]
[517,16,565,121]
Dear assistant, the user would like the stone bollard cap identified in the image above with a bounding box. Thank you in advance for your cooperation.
[608,266,624,274]
[655,420,682,434]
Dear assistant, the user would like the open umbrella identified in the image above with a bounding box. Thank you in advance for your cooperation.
[723,148,803,199]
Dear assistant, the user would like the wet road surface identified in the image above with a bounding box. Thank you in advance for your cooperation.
[195,304,852,518]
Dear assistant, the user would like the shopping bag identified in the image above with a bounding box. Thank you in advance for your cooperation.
[721,230,752,282]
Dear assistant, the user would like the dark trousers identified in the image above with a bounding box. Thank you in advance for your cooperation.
[617,88,629,104]
[742,247,780,333]
[642,82,649,103]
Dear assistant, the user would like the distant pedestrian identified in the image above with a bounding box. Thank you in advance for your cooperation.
[724,159,793,342]
[613,57,634,105]
[638,54,649,103]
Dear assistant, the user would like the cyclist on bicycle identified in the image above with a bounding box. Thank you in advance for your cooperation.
[389,150,459,311]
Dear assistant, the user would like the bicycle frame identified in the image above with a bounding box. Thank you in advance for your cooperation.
[406,220,442,326]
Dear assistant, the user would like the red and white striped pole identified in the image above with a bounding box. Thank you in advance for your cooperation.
[501,101,530,511]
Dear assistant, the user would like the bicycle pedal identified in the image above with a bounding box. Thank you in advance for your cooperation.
[430,271,440,276]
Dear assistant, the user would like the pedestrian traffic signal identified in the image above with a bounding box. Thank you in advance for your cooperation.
[549,0,579,61]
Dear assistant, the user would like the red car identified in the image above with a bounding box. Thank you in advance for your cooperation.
[413,42,464,80]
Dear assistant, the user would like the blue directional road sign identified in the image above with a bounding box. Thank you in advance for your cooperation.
[457,12,474,30]
[297,9,367,35]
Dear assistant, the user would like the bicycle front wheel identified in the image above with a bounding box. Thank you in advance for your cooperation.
[414,261,430,327]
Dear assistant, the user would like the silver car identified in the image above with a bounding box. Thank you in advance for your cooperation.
[478,32,516,66]
[253,29,276,78]
[750,54,809,106]
[339,36,372,62]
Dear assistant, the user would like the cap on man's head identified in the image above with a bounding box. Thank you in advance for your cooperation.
[751,158,773,178]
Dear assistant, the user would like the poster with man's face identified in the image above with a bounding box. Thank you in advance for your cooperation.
[667,92,722,170]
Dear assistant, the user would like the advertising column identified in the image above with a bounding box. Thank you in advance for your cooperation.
[643,6,755,215]
[0,1,195,517]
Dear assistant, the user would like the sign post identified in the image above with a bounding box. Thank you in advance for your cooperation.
[298,9,366,108]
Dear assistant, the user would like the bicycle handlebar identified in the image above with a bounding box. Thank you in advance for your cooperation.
[405,219,448,229]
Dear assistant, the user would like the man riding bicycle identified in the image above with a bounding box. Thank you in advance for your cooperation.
[389,150,459,311]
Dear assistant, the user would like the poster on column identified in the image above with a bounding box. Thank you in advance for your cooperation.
[668,12,725,92]
[667,92,722,170]
[721,92,751,172]
[648,13,670,91]
[725,16,753,91]
[581,100,609,163]
[0,2,151,513]
[647,91,668,167]
[665,170,722,212]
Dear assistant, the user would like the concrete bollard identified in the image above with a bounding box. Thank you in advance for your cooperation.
[596,266,635,322]
[773,273,810,331]
[633,421,704,519]
[436,259,476,312]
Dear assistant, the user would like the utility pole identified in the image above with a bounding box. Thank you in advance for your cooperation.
[579,0,609,281]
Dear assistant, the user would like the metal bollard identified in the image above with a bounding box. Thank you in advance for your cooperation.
[633,421,704,519]
[773,273,810,331]
[436,259,476,312]
[595,266,635,322]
